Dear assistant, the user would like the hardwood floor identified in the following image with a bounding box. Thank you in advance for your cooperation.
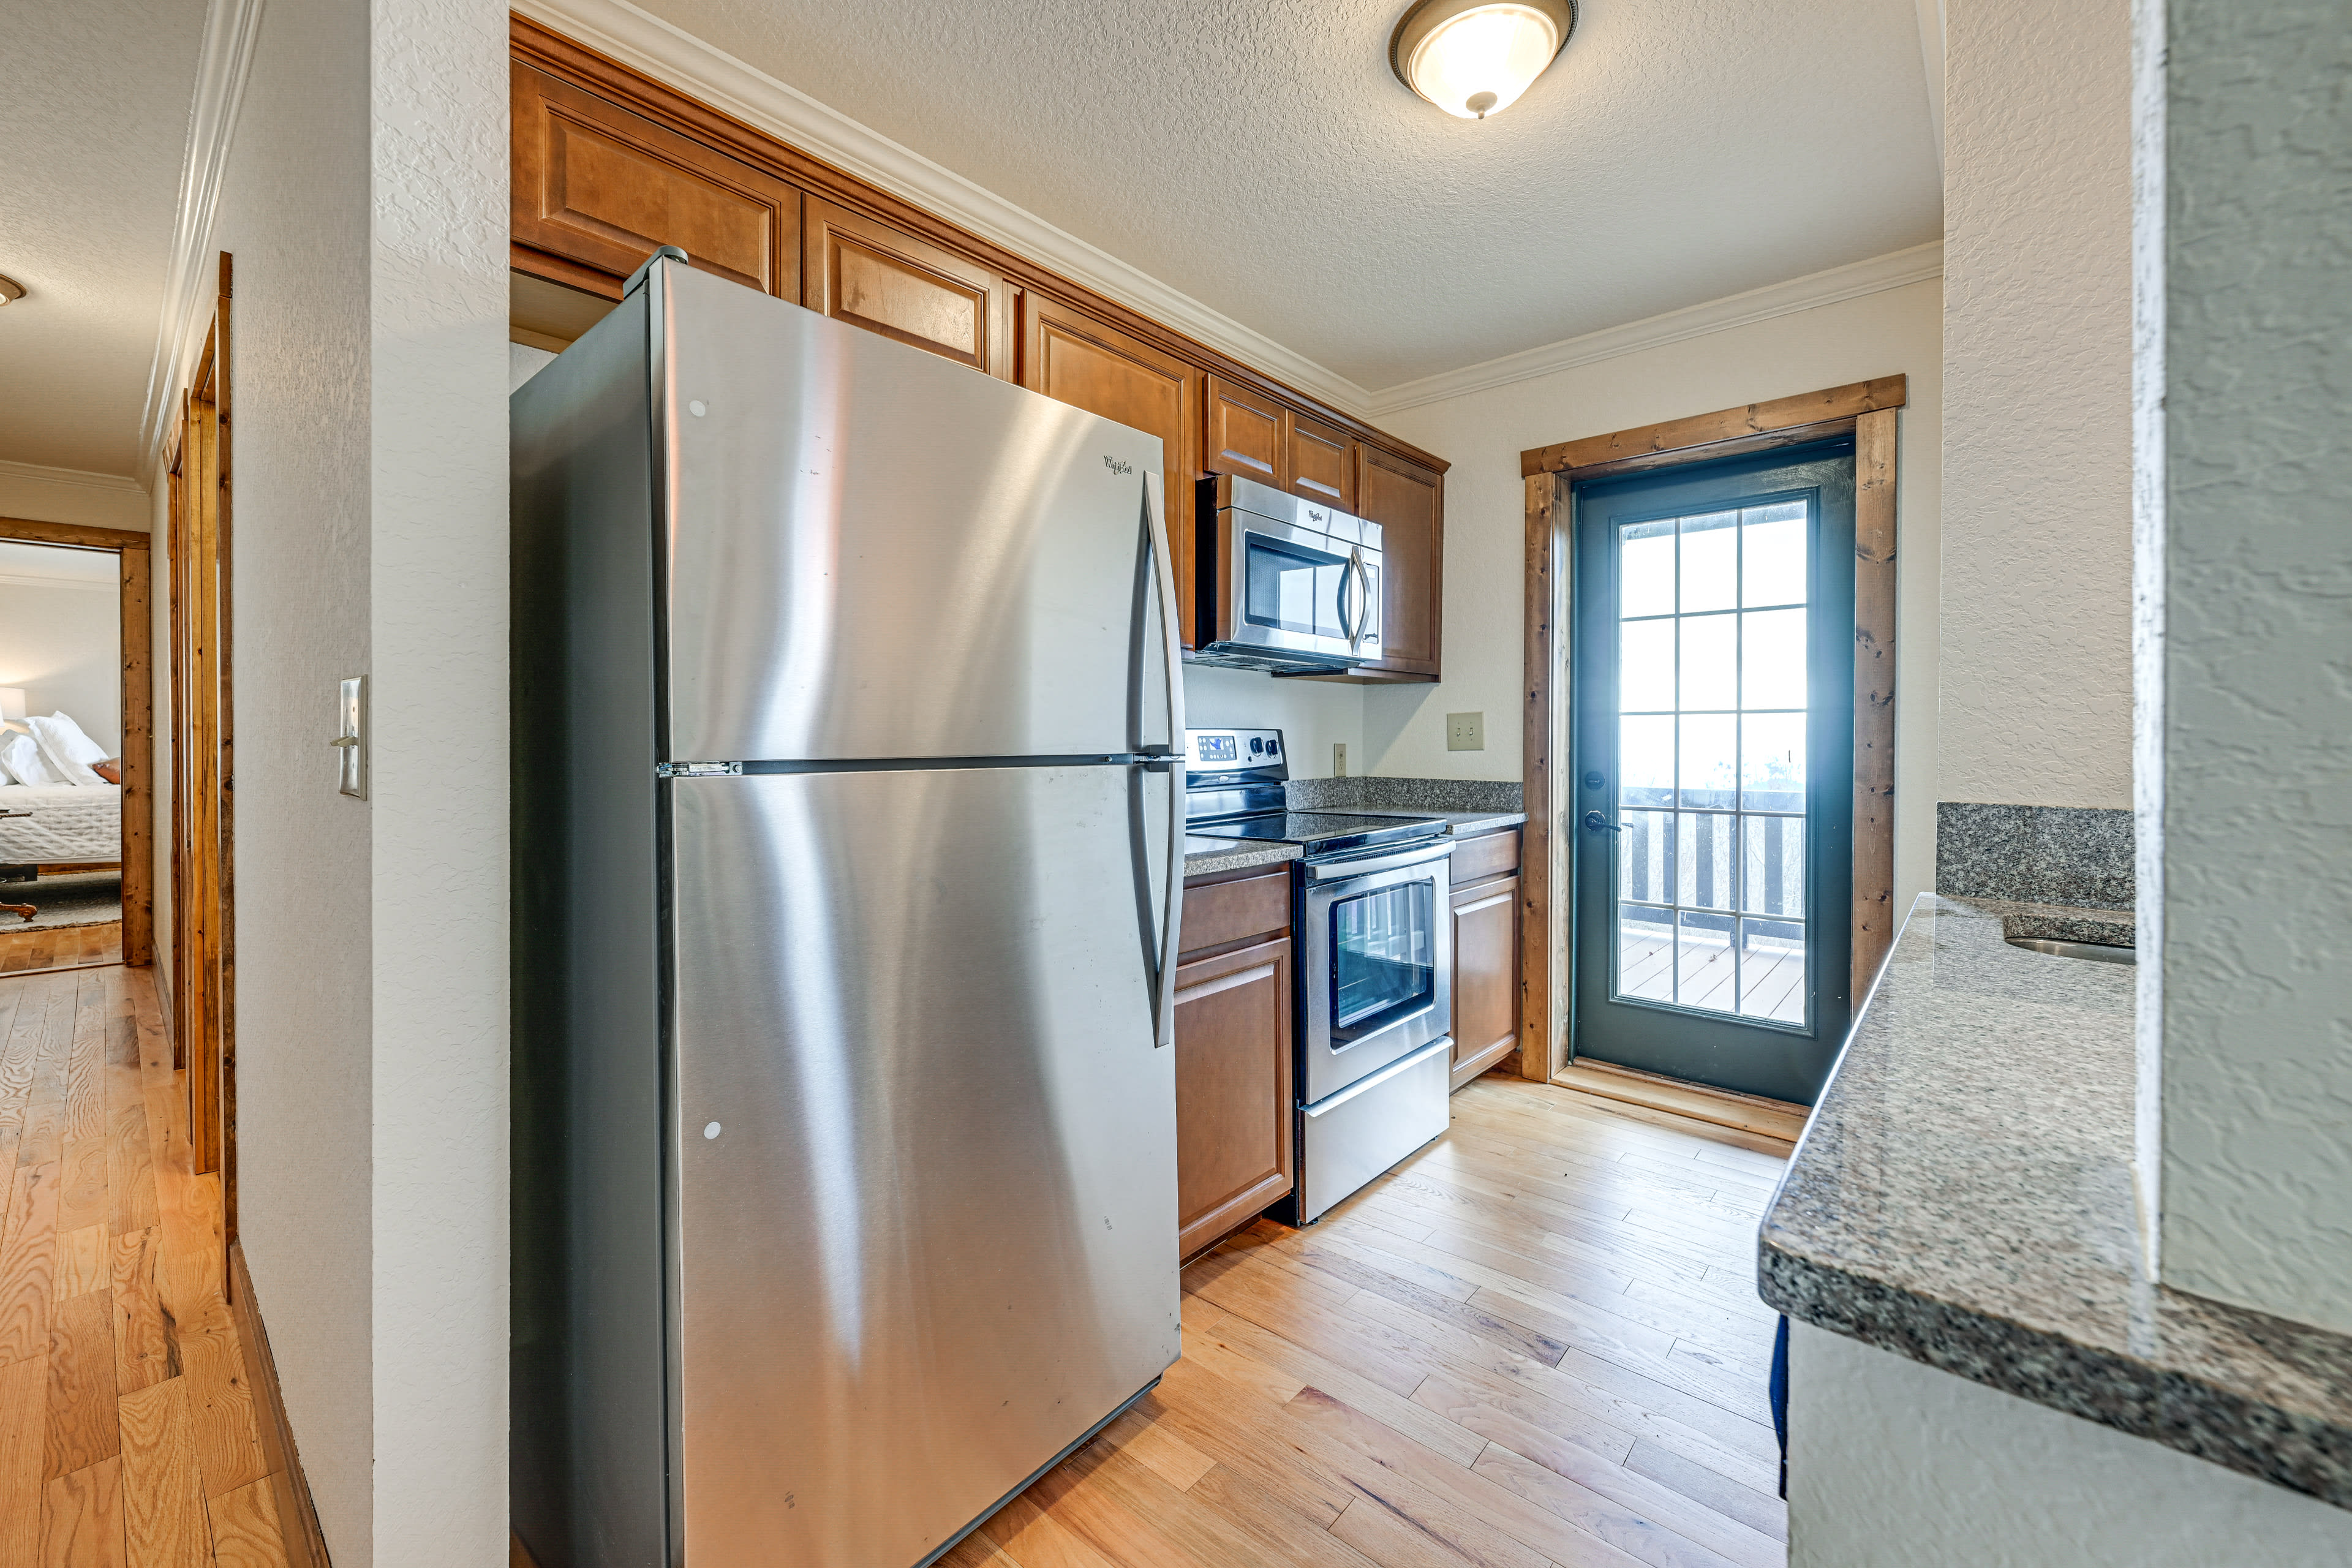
[0,922,124,977]
[949,1077,1788,1568]
[0,960,293,1566]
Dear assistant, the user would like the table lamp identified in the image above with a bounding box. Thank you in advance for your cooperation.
[0,688,23,733]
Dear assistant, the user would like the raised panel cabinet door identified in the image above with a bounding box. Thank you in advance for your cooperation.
[1356,444,1445,677]
[1287,412,1357,512]
[1172,936,1294,1259]
[1022,296,1205,647]
[1204,375,1285,487]
[804,197,1014,378]
[1450,873,1521,1090]
[511,62,801,299]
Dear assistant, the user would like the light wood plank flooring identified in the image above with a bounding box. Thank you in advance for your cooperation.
[0,960,293,1566]
[0,922,124,978]
[950,1076,1787,1568]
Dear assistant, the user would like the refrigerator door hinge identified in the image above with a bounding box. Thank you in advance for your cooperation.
[657,761,742,778]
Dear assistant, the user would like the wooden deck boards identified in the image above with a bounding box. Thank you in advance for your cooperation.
[968,1076,1787,1568]
[0,960,292,1566]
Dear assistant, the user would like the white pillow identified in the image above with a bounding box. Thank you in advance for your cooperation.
[0,730,63,786]
[26,713,107,786]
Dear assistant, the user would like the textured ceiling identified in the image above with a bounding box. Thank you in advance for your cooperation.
[636,0,1943,391]
[0,2,208,477]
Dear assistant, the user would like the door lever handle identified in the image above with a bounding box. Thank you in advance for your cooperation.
[1582,810,1622,835]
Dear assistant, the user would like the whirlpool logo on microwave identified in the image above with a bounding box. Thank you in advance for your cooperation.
[1102,455,1133,475]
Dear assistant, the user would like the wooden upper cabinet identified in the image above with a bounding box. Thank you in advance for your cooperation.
[1354,444,1444,679]
[803,198,1014,379]
[511,62,801,300]
[1022,295,1204,646]
[1204,376,1284,487]
[1286,413,1357,512]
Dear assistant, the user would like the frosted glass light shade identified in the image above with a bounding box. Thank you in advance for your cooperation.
[1392,0,1574,120]
[0,688,23,723]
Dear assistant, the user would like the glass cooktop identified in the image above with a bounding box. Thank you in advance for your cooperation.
[1186,811,1450,855]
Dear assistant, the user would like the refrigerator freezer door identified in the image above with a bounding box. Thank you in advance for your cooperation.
[656,264,1172,764]
[668,767,1180,1568]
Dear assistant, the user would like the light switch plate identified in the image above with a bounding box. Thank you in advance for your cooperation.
[336,676,368,799]
[1446,711,1486,752]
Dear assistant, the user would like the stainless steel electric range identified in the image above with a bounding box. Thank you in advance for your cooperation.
[1183,728,1454,1223]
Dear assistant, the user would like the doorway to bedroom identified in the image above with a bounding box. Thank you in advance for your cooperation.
[0,523,154,978]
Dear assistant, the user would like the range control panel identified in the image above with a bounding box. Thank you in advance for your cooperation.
[1183,728,1286,779]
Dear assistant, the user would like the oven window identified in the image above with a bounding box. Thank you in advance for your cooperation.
[1329,878,1437,1044]
[1243,532,1348,641]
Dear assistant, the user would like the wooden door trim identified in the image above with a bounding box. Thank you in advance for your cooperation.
[1517,380,1905,1090]
[508,15,1448,477]
[0,519,156,978]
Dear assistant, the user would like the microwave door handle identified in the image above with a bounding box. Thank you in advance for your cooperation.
[1142,471,1185,1047]
[1346,551,1373,652]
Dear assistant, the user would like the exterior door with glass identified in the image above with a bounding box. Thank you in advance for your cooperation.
[1569,442,1855,1106]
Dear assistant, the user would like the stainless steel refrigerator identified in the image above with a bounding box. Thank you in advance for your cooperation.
[511,254,1185,1568]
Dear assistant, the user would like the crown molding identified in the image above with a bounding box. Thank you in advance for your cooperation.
[513,0,1378,417]
[138,0,266,470]
[1366,241,1947,418]
[0,571,116,592]
[0,459,146,496]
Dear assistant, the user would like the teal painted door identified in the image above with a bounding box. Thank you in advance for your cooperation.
[1569,442,1855,1106]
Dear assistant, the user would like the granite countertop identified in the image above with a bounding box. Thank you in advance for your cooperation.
[1180,837,1301,876]
[1759,892,2352,1510]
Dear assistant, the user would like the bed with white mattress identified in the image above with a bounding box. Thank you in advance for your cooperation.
[0,783,123,865]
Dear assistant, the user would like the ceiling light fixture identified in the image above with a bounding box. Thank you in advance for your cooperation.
[1390,0,1575,121]
[0,276,23,306]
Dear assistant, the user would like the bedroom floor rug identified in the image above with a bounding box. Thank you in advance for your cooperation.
[1,870,122,930]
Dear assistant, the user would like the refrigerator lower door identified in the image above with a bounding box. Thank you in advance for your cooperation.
[668,766,1179,1568]
[1296,1037,1452,1224]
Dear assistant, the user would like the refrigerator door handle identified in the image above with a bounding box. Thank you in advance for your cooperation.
[1144,471,1185,1047]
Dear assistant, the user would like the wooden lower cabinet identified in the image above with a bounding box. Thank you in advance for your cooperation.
[1172,935,1294,1260]
[1450,831,1524,1090]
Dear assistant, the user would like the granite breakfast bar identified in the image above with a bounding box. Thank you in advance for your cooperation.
[1758,891,2352,1561]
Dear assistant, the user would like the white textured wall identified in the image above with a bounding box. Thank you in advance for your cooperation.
[1940,0,2133,809]
[369,0,512,1559]
[172,1,511,1561]
[0,579,121,752]
[1371,278,1945,913]
[0,467,150,531]
[2145,0,2352,1333]
[197,0,378,1555]
[1789,1322,2352,1566]
[1182,665,1362,779]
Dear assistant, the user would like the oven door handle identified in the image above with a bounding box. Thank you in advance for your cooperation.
[1304,840,1455,883]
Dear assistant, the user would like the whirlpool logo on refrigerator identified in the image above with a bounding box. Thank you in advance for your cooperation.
[1102,455,1133,475]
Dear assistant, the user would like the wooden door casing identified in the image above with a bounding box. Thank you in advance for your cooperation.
[804,197,1013,379]
[1020,295,1203,645]
[1450,872,1522,1090]
[511,61,802,301]
[1172,935,1294,1260]
[1203,375,1284,488]
[1354,444,1444,679]
[1286,412,1357,512]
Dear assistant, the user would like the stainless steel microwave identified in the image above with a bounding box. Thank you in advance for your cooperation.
[1192,475,1381,673]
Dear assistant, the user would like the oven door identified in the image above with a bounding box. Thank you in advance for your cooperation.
[1216,514,1374,668]
[1300,842,1453,1105]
